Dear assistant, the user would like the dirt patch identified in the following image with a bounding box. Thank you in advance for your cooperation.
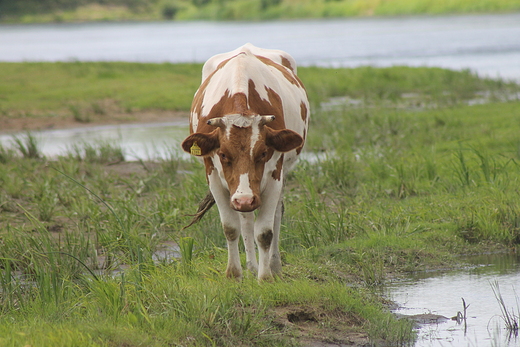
[0,110,189,134]
[273,305,370,347]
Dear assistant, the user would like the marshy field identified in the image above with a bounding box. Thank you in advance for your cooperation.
[1,62,520,346]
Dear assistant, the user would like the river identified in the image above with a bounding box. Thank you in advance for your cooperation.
[1,13,520,81]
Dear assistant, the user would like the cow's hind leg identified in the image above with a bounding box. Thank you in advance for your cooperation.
[240,212,258,274]
[269,197,283,276]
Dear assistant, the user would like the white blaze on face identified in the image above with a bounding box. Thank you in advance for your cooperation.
[250,120,260,156]
[233,174,253,198]
[231,173,255,210]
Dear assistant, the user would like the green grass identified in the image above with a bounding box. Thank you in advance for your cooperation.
[1,62,517,120]
[2,0,520,23]
[1,63,520,345]
[0,62,202,119]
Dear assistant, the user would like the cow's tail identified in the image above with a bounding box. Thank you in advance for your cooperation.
[182,191,215,230]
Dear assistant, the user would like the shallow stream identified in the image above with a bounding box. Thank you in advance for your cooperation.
[387,253,520,346]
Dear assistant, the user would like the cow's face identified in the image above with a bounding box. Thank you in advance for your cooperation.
[181,115,303,212]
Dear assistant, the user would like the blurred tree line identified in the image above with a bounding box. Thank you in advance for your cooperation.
[0,0,282,20]
[0,0,149,14]
[1,0,518,22]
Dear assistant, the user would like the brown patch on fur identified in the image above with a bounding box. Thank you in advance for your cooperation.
[255,55,304,88]
[300,101,308,123]
[272,154,284,181]
[223,224,239,241]
[257,229,273,250]
[280,56,294,72]
[204,157,214,178]
[247,80,286,130]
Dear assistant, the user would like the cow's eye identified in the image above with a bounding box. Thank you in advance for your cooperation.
[256,151,268,162]
[219,152,231,164]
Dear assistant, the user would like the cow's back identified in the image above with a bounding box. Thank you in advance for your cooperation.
[190,44,308,146]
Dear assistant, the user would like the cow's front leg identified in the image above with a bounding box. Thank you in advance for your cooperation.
[208,175,242,279]
[240,212,258,274]
[255,179,283,281]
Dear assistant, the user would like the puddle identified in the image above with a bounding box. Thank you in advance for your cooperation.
[0,121,190,161]
[320,92,520,112]
[0,122,324,163]
[387,253,520,346]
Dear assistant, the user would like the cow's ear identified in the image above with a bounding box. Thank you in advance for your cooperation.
[181,129,220,156]
[265,128,303,153]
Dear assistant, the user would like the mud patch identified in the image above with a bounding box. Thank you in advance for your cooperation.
[273,305,369,347]
[0,110,188,134]
[287,309,318,323]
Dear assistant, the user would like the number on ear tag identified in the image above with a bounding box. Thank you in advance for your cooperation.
[190,142,202,156]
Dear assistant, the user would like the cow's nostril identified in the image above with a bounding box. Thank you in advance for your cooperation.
[234,196,253,207]
[232,196,257,211]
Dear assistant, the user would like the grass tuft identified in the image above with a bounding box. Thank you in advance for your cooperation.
[12,132,42,159]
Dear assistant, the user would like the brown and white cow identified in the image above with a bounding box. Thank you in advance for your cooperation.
[181,43,309,281]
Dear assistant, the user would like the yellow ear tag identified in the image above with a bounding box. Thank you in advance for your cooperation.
[190,142,202,156]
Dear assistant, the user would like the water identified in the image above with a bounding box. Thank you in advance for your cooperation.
[0,121,190,161]
[1,13,520,81]
[387,253,520,346]
[0,122,328,162]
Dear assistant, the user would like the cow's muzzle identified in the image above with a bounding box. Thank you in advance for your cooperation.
[231,195,260,212]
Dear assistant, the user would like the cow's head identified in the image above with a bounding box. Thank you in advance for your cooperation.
[181,114,303,212]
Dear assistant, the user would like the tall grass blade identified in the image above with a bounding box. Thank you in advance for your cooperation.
[491,280,519,336]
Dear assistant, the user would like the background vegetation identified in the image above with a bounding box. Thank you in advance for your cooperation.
[1,0,520,22]
[1,62,517,122]
[1,62,520,345]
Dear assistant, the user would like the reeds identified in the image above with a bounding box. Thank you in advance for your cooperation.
[491,281,519,336]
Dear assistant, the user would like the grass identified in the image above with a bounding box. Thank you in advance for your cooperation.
[0,62,202,118]
[1,0,520,23]
[1,63,520,345]
[1,62,518,122]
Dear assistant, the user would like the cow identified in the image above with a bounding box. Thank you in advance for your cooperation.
[181,43,309,281]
